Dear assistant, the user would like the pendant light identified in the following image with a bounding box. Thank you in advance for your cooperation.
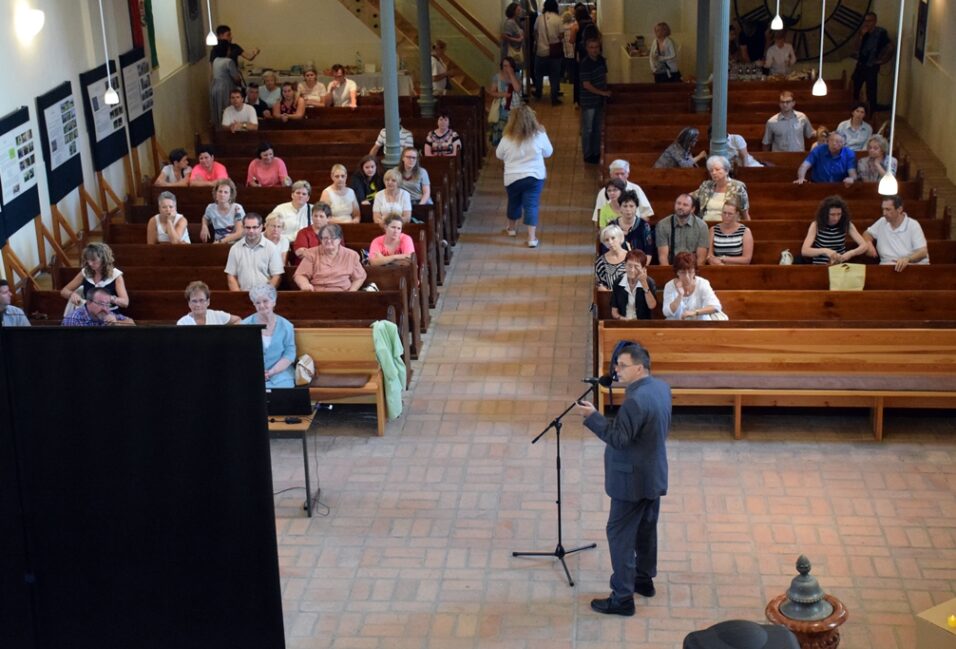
[15,4,46,42]
[205,0,217,46]
[812,0,828,96]
[879,0,905,196]
[97,0,120,105]
[771,1,784,31]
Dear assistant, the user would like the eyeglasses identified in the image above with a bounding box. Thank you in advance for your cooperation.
[91,300,111,308]
[615,361,635,369]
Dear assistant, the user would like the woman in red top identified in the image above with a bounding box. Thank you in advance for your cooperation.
[273,83,305,122]
[291,202,331,265]
[368,214,415,267]
[246,141,291,187]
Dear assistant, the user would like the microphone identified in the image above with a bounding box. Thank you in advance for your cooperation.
[582,375,614,387]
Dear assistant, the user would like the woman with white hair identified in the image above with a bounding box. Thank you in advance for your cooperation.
[691,155,751,222]
[319,164,360,224]
[241,284,296,388]
[856,134,897,183]
[594,224,628,290]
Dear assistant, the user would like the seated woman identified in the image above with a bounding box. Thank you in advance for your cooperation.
[605,191,656,258]
[663,251,723,320]
[200,178,245,244]
[269,180,313,242]
[595,224,628,291]
[398,148,432,205]
[297,66,327,108]
[273,82,306,122]
[424,111,462,157]
[293,224,367,292]
[246,141,291,187]
[373,168,413,224]
[595,178,626,229]
[319,164,360,224]
[241,284,296,388]
[349,155,383,204]
[258,70,282,107]
[59,242,129,311]
[836,102,873,152]
[610,250,658,320]
[707,200,753,265]
[154,148,191,187]
[856,134,897,183]
[653,127,707,168]
[177,281,240,325]
[800,195,869,265]
[692,155,750,222]
[292,201,332,264]
[369,214,415,267]
[146,191,191,244]
[264,213,291,265]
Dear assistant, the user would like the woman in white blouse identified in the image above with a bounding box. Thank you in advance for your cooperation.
[662,252,723,320]
[373,168,413,224]
[319,164,360,224]
[177,281,240,325]
[649,22,680,83]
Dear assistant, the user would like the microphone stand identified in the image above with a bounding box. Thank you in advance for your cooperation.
[512,384,597,587]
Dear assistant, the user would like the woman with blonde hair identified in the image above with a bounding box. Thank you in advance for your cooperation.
[373,168,413,224]
[495,105,553,248]
[319,163,360,224]
[59,242,129,311]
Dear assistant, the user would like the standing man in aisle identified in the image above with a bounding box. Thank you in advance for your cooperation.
[575,344,671,617]
[579,38,611,164]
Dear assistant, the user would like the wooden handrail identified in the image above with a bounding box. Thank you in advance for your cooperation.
[437,0,499,47]
[430,1,496,62]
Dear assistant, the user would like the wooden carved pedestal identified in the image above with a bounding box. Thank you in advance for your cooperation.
[766,594,849,649]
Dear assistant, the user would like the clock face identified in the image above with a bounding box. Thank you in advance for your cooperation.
[733,0,874,61]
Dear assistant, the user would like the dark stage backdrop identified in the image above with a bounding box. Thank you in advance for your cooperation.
[0,326,285,649]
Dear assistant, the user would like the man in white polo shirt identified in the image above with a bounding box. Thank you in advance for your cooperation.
[221,88,258,133]
[864,195,929,272]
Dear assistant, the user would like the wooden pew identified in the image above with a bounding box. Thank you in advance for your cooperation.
[747,240,956,265]
[595,321,956,440]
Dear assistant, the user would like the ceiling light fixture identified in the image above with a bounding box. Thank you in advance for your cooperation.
[205,0,217,46]
[97,0,120,105]
[879,0,905,196]
[812,0,828,96]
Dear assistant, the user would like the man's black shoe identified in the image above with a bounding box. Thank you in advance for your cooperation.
[590,596,635,616]
[634,579,656,597]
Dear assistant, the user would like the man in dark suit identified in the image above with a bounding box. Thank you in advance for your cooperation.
[575,344,671,616]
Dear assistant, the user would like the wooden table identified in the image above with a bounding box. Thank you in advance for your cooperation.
[268,413,318,517]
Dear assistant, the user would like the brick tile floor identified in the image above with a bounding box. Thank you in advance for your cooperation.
[271,95,956,648]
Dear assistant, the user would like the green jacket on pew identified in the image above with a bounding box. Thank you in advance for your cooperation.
[372,320,405,420]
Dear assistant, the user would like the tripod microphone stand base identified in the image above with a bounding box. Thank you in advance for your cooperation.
[512,541,597,587]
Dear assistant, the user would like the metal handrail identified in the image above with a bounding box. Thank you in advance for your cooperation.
[437,0,500,47]
[430,0,497,62]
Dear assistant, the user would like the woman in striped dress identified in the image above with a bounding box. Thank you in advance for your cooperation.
[707,200,753,265]
[800,195,869,265]
[595,224,628,290]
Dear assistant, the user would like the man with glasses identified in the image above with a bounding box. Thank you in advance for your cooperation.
[575,344,671,617]
[225,213,284,291]
[61,286,135,326]
[762,91,814,152]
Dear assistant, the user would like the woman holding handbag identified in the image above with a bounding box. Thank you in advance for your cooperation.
[650,22,681,83]
[533,0,564,105]
[487,56,523,146]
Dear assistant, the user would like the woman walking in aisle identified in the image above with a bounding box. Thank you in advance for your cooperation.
[495,105,553,248]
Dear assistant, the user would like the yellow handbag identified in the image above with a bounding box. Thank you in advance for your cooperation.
[828,263,866,291]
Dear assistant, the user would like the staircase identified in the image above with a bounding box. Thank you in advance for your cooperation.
[335,0,498,95]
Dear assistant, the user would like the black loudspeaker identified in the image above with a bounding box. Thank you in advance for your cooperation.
[0,326,285,649]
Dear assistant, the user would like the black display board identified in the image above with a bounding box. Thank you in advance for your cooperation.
[0,107,42,248]
[35,82,84,206]
[118,48,156,147]
[0,327,286,649]
[78,61,129,172]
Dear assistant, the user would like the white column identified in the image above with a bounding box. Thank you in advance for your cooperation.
[417,0,436,118]
[709,0,730,158]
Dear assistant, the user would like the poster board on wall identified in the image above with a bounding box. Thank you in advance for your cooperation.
[78,61,129,172]
[35,82,84,205]
[0,107,42,247]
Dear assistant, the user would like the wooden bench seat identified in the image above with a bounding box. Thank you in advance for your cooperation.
[596,321,956,440]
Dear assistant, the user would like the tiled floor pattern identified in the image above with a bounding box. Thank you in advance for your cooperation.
[272,96,956,649]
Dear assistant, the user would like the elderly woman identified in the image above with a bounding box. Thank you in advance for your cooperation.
[692,155,751,222]
[293,223,367,292]
[649,22,680,83]
[177,281,240,325]
[654,127,707,169]
[246,141,291,187]
[373,168,413,224]
[663,251,723,320]
[398,148,432,205]
[707,200,753,265]
[273,82,306,121]
[350,155,383,204]
[319,164,361,224]
[596,178,626,229]
[801,195,869,265]
[146,191,190,244]
[200,178,245,244]
[605,191,655,258]
[595,224,629,290]
[258,70,281,106]
[297,66,327,108]
[269,180,313,242]
[856,134,898,183]
[241,284,296,388]
[369,214,415,267]
[610,250,658,321]
[264,213,291,265]
[60,242,129,311]
[424,111,462,157]
[836,102,873,152]
[292,201,332,263]
[154,148,191,187]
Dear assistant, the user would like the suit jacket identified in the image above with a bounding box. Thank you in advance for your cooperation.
[584,375,671,501]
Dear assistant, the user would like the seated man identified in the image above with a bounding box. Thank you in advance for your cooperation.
[62,286,135,326]
[369,124,415,156]
[245,82,271,119]
[221,88,258,132]
[224,213,284,291]
[293,224,367,292]
[592,159,653,223]
[795,131,857,186]
[864,195,929,271]
[189,144,229,186]
[324,64,358,108]
[0,279,30,326]
[762,91,814,152]
[655,193,709,266]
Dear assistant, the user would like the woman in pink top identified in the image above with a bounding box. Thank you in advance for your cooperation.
[246,141,291,187]
[369,214,415,267]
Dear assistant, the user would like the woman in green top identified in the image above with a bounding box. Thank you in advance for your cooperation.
[596,178,627,229]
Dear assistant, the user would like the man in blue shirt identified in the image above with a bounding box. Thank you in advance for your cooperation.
[795,132,858,186]
[0,279,30,326]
